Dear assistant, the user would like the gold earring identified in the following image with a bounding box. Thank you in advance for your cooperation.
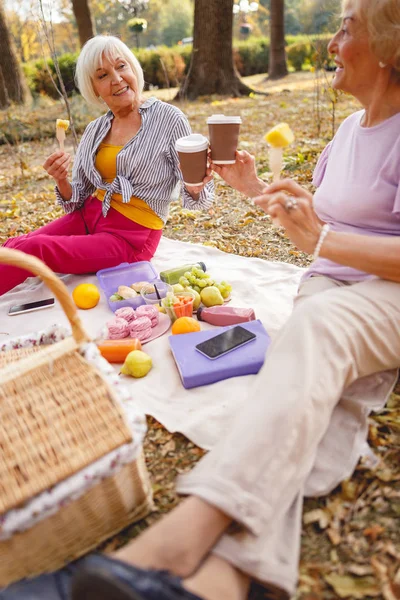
[379,61,387,68]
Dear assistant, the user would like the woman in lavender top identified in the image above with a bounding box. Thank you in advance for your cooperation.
[72,2,399,600]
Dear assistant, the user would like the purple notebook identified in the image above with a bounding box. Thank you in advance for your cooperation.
[169,320,271,389]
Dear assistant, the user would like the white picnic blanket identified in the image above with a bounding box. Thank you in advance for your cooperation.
[0,237,304,450]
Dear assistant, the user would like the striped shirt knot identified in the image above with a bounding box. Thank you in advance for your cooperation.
[100,176,134,217]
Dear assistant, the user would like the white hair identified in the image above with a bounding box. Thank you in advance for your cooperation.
[341,0,400,81]
[75,35,145,108]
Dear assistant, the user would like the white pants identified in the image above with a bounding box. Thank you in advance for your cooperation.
[177,276,399,595]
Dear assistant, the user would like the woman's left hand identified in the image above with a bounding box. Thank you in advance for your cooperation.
[185,165,213,196]
[254,179,324,255]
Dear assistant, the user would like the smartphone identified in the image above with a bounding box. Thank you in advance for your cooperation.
[8,297,55,316]
[195,325,256,360]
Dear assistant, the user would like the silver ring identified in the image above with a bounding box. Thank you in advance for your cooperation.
[285,198,298,211]
[285,199,294,211]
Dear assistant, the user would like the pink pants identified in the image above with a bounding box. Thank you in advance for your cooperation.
[0,196,162,296]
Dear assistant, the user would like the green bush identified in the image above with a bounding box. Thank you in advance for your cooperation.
[286,35,333,71]
[24,35,334,97]
[235,37,269,76]
[28,52,79,99]
[287,42,312,71]
[136,46,186,88]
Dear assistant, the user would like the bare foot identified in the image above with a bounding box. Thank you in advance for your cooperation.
[113,497,232,578]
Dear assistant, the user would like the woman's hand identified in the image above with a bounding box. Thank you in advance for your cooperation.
[42,151,71,185]
[211,150,266,197]
[184,165,213,198]
[254,179,324,255]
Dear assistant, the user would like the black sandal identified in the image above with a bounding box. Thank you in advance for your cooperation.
[71,554,204,600]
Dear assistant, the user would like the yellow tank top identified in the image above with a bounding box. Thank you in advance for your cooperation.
[94,143,163,230]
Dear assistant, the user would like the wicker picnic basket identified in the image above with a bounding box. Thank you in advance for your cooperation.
[0,248,154,587]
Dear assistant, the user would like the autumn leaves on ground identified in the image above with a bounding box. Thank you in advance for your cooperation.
[0,73,399,600]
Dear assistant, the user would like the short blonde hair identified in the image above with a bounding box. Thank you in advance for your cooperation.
[75,35,145,108]
[341,0,400,80]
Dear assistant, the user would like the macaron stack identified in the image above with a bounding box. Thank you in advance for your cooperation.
[106,304,160,342]
[128,316,152,342]
[115,307,136,323]
[135,305,159,327]
[106,317,131,339]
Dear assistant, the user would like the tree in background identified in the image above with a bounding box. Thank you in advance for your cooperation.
[160,0,193,47]
[71,0,95,47]
[6,9,42,62]
[233,2,269,39]
[268,0,288,79]
[178,0,255,100]
[299,0,340,34]
[118,0,149,17]
[0,1,25,108]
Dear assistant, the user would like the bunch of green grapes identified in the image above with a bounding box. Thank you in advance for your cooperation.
[216,281,232,299]
[179,266,232,298]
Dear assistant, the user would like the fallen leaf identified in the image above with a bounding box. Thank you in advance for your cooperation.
[303,508,330,529]
[327,526,342,546]
[364,524,385,542]
[324,573,380,598]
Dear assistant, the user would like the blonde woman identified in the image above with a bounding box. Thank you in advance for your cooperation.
[0,36,213,295]
[72,2,400,599]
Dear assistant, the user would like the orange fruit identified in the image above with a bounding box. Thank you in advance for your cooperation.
[171,316,201,335]
[72,283,100,309]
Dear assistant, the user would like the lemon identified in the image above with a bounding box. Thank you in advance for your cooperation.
[72,283,100,309]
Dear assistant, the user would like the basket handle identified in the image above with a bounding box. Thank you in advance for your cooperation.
[0,248,90,345]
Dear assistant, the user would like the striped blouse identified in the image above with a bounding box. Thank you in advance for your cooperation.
[55,97,214,223]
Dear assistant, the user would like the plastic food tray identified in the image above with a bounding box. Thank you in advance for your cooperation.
[97,261,158,313]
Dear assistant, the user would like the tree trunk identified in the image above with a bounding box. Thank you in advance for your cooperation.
[0,2,25,109]
[177,0,255,100]
[71,0,95,48]
[268,0,288,80]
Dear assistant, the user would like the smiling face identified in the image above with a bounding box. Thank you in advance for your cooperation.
[328,8,381,99]
[92,54,139,112]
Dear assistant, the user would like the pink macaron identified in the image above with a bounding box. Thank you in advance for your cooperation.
[129,316,152,341]
[107,317,130,339]
[115,307,136,323]
[135,304,159,327]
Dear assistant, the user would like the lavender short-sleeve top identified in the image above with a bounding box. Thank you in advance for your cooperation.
[304,110,400,282]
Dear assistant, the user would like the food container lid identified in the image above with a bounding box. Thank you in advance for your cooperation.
[175,134,209,153]
[96,261,159,313]
[207,114,242,125]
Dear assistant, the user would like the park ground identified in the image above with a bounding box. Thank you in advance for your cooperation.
[0,72,399,600]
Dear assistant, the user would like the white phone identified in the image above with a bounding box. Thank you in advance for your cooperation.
[8,298,55,316]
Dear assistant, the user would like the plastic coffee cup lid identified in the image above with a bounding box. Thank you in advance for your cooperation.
[175,134,209,153]
[207,114,242,125]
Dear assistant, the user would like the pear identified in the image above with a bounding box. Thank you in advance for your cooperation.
[120,350,152,378]
[187,287,201,310]
[200,286,224,307]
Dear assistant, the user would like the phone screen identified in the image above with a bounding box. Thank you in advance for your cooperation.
[195,326,256,360]
[8,298,55,316]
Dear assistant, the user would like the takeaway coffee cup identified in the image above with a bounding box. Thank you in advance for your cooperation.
[207,114,242,164]
[175,134,209,186]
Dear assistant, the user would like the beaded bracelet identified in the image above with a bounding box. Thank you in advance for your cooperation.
[313,224,330,260]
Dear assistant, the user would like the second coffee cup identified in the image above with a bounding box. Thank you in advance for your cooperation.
[175,134,209,186]
[207,114,242,164]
